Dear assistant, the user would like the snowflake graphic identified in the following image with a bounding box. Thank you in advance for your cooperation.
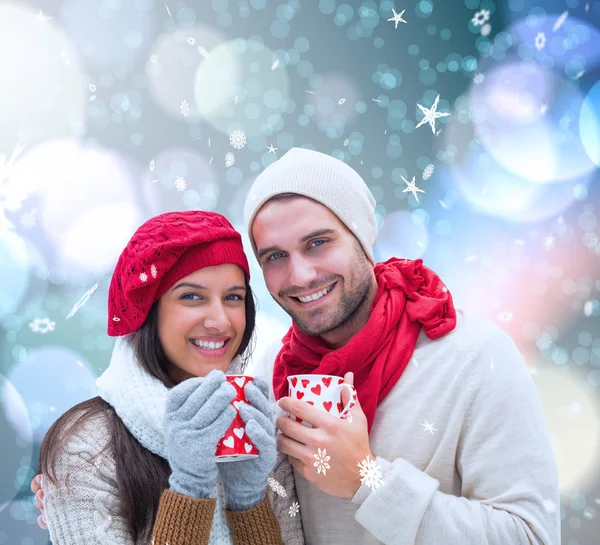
[402,175,426,203]
[422,164,435,180]
[421,421,438,435]
[112,315,121,322]
[20,210,37,228]
[415,94,450,134]
[150,54,158,64]
[267,477,288,498]
[187,36,196,45]
[149,159,155,171]
[480,23,492,37]
[289,502,300,517]
[229,130,247,150]
[271,59,280,70]
[471,9,490,26]
[343,138,350,147]
[66,282,99,319]
[174,176,187,192]
[473,73,485,85]
[139,272,148,283]
[0,143,27,233]
[225,152,235,167]
[338,98,346,105]
[535,32,546,51]
[180,100,190,117]
[29,318,56,334]
[357,455,384,491]
[197,46,209,57]
[150,264,158,279]
[313,448,331,476]
[387,8,407,29]
[88,83,96,93]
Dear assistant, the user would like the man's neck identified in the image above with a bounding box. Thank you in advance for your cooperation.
[320,276,378,349]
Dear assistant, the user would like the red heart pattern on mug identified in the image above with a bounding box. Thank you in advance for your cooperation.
[286,375,357,424]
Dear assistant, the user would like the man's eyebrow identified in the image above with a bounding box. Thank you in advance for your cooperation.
[171,282,247,292]
[257,229,337,260]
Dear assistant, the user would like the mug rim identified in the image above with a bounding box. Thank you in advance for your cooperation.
[287,374,344,381]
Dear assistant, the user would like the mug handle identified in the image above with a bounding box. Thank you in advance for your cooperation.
[336,383,357,418]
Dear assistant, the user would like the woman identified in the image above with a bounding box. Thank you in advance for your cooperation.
[36,210,304,544]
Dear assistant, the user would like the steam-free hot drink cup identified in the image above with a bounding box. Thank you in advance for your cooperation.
[286,374,357,427]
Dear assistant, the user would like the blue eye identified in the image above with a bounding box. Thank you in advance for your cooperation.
[226,294,244,301]
[268,252,285,261]
[181,293,201,300]
[312,239,326,247]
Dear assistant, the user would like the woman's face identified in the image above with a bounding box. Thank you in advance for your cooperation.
[157,264,247,382]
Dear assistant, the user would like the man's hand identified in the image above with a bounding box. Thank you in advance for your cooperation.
[30,474,47,529]
[276,372,374,499]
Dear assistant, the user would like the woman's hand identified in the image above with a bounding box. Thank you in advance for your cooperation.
[164,369,237,499]
[30,474,47,529]
[218,377,278,511]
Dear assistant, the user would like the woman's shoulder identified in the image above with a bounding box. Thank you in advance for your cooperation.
[41,398,117,486]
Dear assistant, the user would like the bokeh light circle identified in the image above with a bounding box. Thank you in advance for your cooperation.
[8,140,143,279]
[194,38,290,136]
[0,4,86,150]
[7,347,97,445]
[375,209,429,261]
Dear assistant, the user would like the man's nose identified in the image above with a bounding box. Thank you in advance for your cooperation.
[287,253,318,289]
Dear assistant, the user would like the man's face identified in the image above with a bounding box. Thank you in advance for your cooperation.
[252,196,373,336]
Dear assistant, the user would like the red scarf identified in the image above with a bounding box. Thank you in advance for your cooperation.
[272,258,457,432]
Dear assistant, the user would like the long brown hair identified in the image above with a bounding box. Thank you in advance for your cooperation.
[38,275,257,542]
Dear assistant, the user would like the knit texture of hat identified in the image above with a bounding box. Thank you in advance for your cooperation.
[107,210,250,337]
[243,147,378,264]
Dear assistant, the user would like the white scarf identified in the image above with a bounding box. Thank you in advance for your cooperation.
[96,336,244,459]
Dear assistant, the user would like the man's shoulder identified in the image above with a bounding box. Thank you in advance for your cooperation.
[438,310,511,356]
[413,310,522,375]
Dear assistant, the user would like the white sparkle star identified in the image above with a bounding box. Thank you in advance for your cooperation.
[421,421,438,435]
[387,8,407,29]
[543,235,555,249]
[402,175,426,203]
[415,94,450,134]
[267,144,278,154]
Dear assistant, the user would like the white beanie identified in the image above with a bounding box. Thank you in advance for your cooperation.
[244,147,378,264]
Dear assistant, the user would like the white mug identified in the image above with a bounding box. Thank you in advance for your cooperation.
[286,374,357,427]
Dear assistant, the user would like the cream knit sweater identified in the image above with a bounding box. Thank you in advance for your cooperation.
[42,339,304,545]
[255,310,561,545]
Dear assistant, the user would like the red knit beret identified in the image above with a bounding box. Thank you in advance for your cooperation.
[107,210,250,337]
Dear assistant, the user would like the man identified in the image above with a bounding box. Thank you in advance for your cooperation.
[32,147,560,545]
[243,147,560,545]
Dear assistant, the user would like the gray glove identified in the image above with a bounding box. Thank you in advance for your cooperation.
[218,377,278,511]
[164,369,237,499]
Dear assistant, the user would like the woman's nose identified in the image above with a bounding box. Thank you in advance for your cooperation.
[203,304,231,331]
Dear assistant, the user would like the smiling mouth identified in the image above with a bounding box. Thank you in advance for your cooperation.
[290,282,336,304]
[189,338,230,351]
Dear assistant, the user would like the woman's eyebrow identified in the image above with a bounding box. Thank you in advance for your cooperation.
[171,283,246,292]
